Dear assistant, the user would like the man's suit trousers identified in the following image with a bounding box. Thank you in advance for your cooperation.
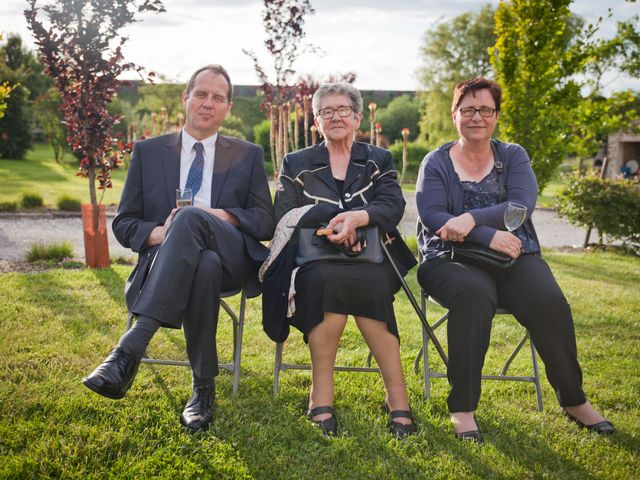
[132,207,254,378]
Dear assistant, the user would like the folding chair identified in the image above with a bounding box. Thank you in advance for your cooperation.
[124,287,247,395]
[381,239,543,411]
[413,287,544,412]
[273,331,380,397]
[273,236,449,398]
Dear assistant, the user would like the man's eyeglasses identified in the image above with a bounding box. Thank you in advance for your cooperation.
[458,107,497,118]
[317,106,354,119]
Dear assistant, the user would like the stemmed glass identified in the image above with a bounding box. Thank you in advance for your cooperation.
[504,201,527,232]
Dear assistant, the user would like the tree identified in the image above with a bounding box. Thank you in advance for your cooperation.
[25,0,165,210]
[375,95,420,144]
[0,33,51,158]
[0,83,31,158]
[243,0,319,177]
[33,87,68,163]
[0,34,15,120]
[417,4,496,147]
[491,1,640,191]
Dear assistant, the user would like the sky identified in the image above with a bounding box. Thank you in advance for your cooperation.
[2,0,638,92]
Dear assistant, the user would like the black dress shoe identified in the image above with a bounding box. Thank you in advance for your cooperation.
[564,411,615,435]
[82,347,141,400]
[306,406,338,436]
[180,383,215,432]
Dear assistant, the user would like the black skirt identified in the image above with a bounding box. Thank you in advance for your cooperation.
[292,260,401,343]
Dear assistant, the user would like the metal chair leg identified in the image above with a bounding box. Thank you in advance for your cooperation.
[273,342,283,398]
[529,336,544,412]
[231,292,246,396]
[500,333,528,376]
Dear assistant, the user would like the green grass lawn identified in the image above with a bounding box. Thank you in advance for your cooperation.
[0,144,126,207]
[1,250,638,479]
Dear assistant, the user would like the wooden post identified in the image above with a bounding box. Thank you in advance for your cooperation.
[400,128,410,185]
[294,106,301,151]
[303,95,311,148]
[270,105,279,181]
[310,125,317,145]
[368,102,377,145]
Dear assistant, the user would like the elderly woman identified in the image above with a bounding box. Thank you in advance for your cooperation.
[265,82,416,437]
[416,78,614,443]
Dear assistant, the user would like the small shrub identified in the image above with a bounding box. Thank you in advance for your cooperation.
[0,201,18,212]
[26,242,74,263]
[21,192,44,209]
[558,171,640,243]
[388,141,433,184]
[57,194,81,212]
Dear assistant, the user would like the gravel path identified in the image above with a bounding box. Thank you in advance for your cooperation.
[0,197,587,262]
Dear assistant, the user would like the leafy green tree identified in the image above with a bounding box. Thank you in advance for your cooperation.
[375,95,420,144]
[417,4,495,147]
[0,33,51,158]
[220,114,247,140]
[492,2,640,191]
[0,83,32,158]
[33,88,69,163]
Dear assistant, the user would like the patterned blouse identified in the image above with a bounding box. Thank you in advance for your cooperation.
[462,169,539,254]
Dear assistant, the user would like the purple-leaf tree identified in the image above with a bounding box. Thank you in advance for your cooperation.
[25,0,165,225]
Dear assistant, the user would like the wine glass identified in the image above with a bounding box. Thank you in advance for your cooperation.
[176,188,193,208]
[504,201,527,232]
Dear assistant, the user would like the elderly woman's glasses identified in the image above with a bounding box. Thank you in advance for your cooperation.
[317,106,354,119]
[458,107,496,118]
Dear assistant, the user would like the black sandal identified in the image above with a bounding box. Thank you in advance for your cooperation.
[384,402,417,439]
[306,405,338,436]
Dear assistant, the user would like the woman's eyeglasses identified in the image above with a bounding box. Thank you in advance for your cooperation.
[317,106,354,119]
[458,107,497,118]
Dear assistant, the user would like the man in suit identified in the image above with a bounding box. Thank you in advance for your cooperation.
[82,64,275,432]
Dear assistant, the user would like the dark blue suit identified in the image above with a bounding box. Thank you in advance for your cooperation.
[113,131,274,377]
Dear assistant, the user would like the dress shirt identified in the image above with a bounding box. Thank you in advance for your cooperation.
[180,129,217,207]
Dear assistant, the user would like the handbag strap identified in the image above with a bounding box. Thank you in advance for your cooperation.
[492,140,505,202]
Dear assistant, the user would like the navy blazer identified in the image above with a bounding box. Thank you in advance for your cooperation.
[114,132,275,306]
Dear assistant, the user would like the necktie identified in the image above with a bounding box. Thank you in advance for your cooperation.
[185,142,204,198]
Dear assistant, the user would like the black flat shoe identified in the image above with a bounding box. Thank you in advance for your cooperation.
[453,415,484,444]
[384,402,417,439]
[564,411,615,435]
[454,430,484,444]
[180,383,215,432]
[82,347,141,400]
[306,406,338,436]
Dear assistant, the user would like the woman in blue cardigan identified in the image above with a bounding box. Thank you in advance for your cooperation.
[416,78,614,443]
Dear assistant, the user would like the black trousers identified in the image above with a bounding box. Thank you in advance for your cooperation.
[132,207,254,378]
[418,254,586,412]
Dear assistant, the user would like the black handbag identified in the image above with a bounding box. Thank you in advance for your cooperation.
[295,226,384,266]
[451,241,515,271]
[448,153,515,272]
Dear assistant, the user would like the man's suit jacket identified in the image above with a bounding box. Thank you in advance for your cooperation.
[113,132,275,308]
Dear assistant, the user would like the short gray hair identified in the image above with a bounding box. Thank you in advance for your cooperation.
[312,82,363,116]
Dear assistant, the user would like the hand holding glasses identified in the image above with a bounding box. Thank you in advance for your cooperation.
[504,201,527,232]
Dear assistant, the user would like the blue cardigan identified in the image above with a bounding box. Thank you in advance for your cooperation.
[416,139,540,259]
